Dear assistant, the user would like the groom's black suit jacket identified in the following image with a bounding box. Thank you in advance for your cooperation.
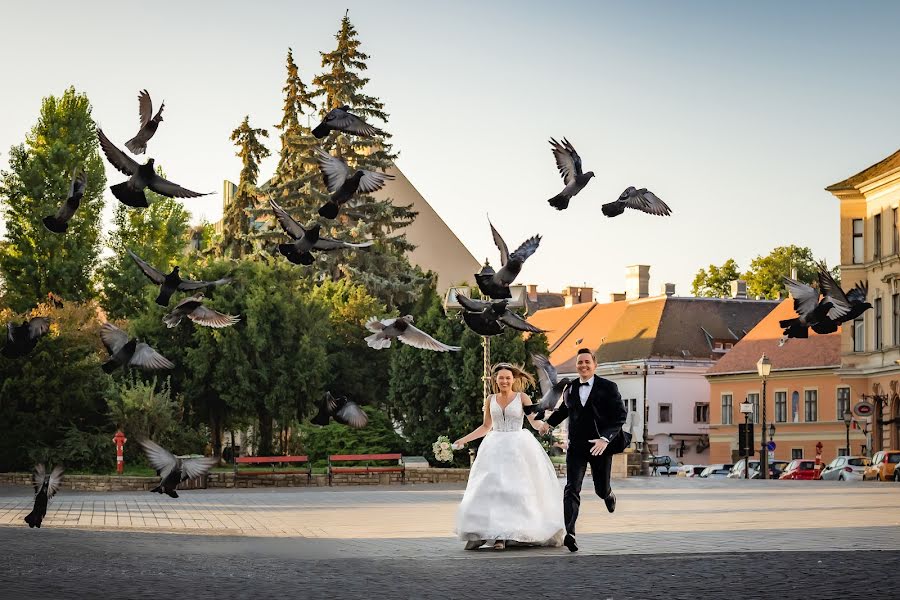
[546,375,628,449]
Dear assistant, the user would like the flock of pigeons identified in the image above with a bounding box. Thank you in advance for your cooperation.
[8,91,680,527]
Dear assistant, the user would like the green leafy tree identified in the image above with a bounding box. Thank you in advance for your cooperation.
[743,245,821,299]
[0,87,106,312]
[301,406,407,467]
[99,183,190,319]
[691,259,742,298]
[222,116,270,258]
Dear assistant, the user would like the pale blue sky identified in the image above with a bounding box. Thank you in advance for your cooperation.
[2,1,900,299]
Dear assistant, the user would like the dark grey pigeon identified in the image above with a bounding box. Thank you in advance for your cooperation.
[364,316,460,352]
[125,90,164,155]
[269,198,373,265]
[97,128,208,208]
[778,277,840,344]
[547,137,595,210]
[2,316,50,359]
[43,168,87,233]
[139,439,218,499]
[127,249,231,306]
[815,263,872,330]
[522,354,573,420]
[311,392,368,429]
[312,105,383,139]
[602,186,672,218]
[314,149,394,219]
[24,464,64,528]
[99,323,175,373]
[162,294,240,329]
[475,220,541,299]
[457,295,546,337]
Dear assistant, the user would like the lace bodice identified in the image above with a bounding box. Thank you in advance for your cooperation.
[490,393,525,432]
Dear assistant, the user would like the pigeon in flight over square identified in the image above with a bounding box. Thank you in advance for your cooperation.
[475,220,541,299]
[43,168,87,233]
[97,128,208,208]
[312,106,383,139]
[311,392,368,429]
[162,294,240,329]
[815,263,872,330]
[364,316,460,352]
[124,90,164,155]
[24,464,64,528]
[547,138,594,210]
[139,439,218,499]
[99,323,175,373]
[269,199,373,265]
[314,148,394,219]
[602,186,672,218]
[778,276,841,343]
[523,353,573,420]
[2,316,50,359]
[457,295,546,337]
[127,249,231,306]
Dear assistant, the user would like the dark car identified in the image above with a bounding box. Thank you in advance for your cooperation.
[752,460,789,479]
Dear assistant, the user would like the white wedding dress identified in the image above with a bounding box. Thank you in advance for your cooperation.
[455,393,565,546]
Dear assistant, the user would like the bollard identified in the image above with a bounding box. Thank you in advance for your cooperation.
[113,431,127,475]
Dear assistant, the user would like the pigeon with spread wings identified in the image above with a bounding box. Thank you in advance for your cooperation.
[312,106,384,139]
[99,323,175,373]
[2,316,50,359]
[547,137,595,210]
[24,464,64,528]
[522,354,573,420]
[127,249,231,306]
[162,294,240,329]
[97,128,208,208]
[43,168,87,233]
[602,186,672,218]
[457,295,546,337]
[311,392,368,429]
[475,220,541,299]
[315,148,394,219]
[778,276,839,343]
[139,439,218,499]
[124,90,164,155]
[269,199,373,265]
[364,316,460,352]
[815,262,872,330]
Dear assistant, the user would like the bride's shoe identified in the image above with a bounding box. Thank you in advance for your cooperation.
[492,540,506,550]
[464,539,485,550]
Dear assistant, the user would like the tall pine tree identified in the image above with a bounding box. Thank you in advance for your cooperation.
[0,87,106,311]
[221,116,270,258]
[273,48,317,182]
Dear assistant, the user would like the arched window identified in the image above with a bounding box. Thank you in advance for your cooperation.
[791,391,800,423]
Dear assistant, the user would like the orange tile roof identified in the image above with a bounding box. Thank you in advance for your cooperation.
[706,299,841,376]
[527,302,597,351]
[548,301,630,371]
[826,148,900,191]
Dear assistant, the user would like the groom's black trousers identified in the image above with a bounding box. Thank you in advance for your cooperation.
[564,442,613,535]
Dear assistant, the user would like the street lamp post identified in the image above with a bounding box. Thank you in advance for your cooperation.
[842,410,852,456]
[739,398,754,479]
[756,354,772,479]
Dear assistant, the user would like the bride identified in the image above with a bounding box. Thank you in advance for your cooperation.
[452,362,565,550]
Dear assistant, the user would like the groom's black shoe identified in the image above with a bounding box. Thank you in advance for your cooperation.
[563,533,579,553]
[604,492,616,514]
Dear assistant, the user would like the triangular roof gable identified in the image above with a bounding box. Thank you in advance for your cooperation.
[826,148,900,192]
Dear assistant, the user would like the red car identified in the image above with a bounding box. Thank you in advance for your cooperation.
[779,459,819,480]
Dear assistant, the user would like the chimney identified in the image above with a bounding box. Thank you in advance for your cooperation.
[609,292,626,302]
[730,279,748,299]
[662,283,676,296]
[580,287,593,303]
[625,265,650,300]
[527,284,538,302]
[790,267,798,280]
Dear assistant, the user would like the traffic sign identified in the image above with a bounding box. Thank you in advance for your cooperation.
[766,441,776,451]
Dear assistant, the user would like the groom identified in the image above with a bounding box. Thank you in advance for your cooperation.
[539,347,627,552]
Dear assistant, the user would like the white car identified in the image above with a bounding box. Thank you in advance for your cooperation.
[727,458,760,479]
[678,465,707,477]
[820,456,871,481]
[699,464,733,479]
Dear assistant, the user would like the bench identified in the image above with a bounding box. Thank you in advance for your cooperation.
[234,455,311,484]
[327,453,404,486]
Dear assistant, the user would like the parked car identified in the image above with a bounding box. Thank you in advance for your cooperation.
[699,464,733,479]
[727,458,760,479]
[779,459,819,480]
[820,456,871,481]
[751,460,790,479]
[863,451,900,481]
[678,465,706,477]
[649,455,681,476]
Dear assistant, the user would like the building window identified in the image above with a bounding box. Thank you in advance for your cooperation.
[747,393,759,424]
[721,394,733,425]
[627,398,637,412]
[694,403,709,423]
[894,207,899,255]
[804,390,818,422]
[791,391,800,423]
[853,316,865,352]
[852,218,864,264]
[658,404,672,423]
[837,387,851,421]
[792,448,803,460]
[874,213,882,259]
[875,298,883,350]
[838,448,849,457]
[775,391,787,423]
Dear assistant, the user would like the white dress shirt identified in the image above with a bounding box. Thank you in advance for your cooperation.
[576,376,608,443]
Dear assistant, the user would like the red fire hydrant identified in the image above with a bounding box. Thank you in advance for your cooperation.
[814,441,823,480]
[113,431,127,475]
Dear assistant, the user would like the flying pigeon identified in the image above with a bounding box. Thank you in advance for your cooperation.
[778,276,840,343]
[127,249,231,306]
[312,106,383,139]
[269,199,373,265]
[99,322,175,373]
[523,353,573,420]
[2,317,50,359]
[475,220,541,299]
[97,128,208,208]
[139,439,218,499]
[311,392,368,429]
[124,90,164,155]
[457,295,546,337]
[547,137,595,210]
[364,316,460,352]
[43,168,87,233]
[314,148,394,219]
[24,464,64,529]
[162,294,240,329]
[602,186,672,218]
[815,264,872,330]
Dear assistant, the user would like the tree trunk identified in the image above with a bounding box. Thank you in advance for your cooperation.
[209,404,223,459]
[257,404,274,456]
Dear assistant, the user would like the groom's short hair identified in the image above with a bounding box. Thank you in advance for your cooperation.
[576,347,594,360]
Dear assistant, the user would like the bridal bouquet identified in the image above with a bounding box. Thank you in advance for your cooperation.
[432,435,454,463]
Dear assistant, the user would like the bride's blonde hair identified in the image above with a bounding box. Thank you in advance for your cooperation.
[489,362,535,394]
